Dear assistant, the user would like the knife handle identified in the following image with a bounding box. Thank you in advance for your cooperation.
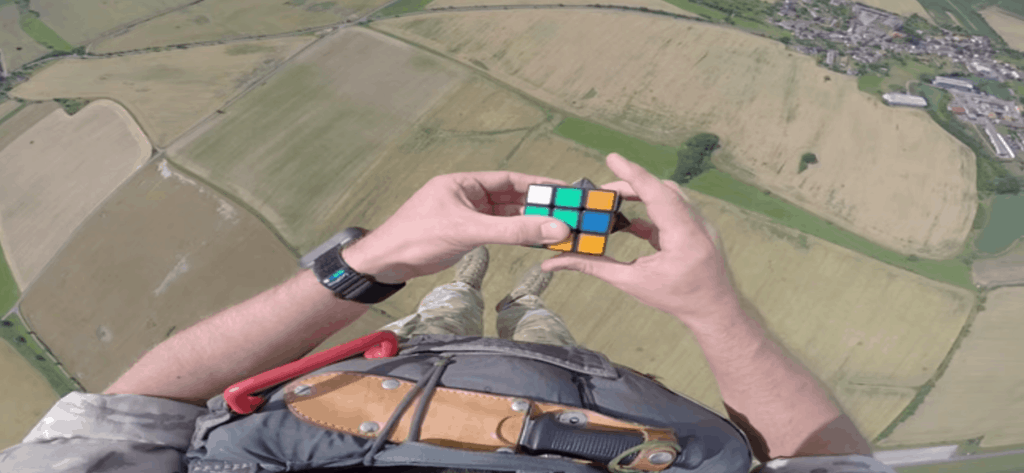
[519,413,705,470]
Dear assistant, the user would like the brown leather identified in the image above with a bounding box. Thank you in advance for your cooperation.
[284,371,679,470]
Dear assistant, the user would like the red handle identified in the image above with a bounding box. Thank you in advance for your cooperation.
[224,331,399,414]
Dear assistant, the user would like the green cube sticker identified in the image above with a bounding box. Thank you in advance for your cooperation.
[524,205,550,216]
[554,188,583,208]
[553,209,579,229]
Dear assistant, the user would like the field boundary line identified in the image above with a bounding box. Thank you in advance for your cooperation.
[83,0,208,52]
[1,306,84,396]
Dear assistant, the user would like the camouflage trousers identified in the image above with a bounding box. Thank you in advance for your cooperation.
[378,281,577,347]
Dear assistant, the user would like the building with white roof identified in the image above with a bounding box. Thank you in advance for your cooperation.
[932,76,975,92]
[882,93,928,107]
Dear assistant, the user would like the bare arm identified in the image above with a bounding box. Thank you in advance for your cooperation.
[683,296,873,463]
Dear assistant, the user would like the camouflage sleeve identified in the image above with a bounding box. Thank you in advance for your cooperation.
[0,392,207,473]
[759,454,898,473]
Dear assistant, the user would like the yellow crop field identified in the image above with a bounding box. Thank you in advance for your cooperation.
[167,27,471,253]
[0,100,150,289]
[0,5,49,71]
[18,159,298,391]
[427,0,697,17]
[980,7,1024,52]
[92,0,392,54]
[34,0,193,46]
[374,10,977,260]
[973,237,1024,288]
[0,337,59,451]
[10,36,315,147]
[0,101,19,121]
[880,286,1024,448]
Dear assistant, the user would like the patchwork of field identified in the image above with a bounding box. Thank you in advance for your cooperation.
[167,27,471,253]
[372,10,978,261]
[880,286,1024,448]
[0,337,58,451]
[0,101,20,122]
[980,7,1024,52]
[855,0,931,19]
[0,100,150,289]
[0,102,59,159]
[17,159,298,391]
[91,0,392,54]
[33,0,193,46]
[426,0,697,17]
[9,36,315,147]
[973,237,1024,288]
[0,5,50,72]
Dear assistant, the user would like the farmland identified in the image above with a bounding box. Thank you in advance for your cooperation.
[10,36,315,147]
[0,100,150,288]
[17,159,298,391]
[0,331,59,451]
[425,0,697,17]
[373,10,978,260]
[0,100,20,123]
[33,0,193,46]
[0,102,59,166]
[91,0,392,54]
[973,237,1024,288]
[880,286,1024,448]
[167,27,469,253]
[974,195,1024,255]
[980,7,1024,52]
[855,0,930,19]
[0,4,49,71]
[916,0,1004,44]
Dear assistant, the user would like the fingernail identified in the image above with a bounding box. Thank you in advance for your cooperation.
[542,222,565,241]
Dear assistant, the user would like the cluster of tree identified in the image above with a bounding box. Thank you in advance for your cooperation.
[688,0,771,18]
[798,152,818,173]
[671,133,720,184]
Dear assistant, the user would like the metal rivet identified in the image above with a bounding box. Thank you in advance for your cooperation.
[359,421,380,434]
[557,411,588,427]
[511,399,530,412]
[496,447,515,454]
[293,385,312,396]
[647,451,674,465]
[381,379,400,390]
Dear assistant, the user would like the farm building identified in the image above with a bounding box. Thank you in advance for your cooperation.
[985,126,1016,160]
[883,93,927,108]
[932,76,975,92]
[950,106,967,115]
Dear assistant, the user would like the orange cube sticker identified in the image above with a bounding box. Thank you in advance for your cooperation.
[548,237,574,252]
[586,190,615,211]
[577,234,606,255]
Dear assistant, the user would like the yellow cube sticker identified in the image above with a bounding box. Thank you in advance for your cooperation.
[585,190,616,211]
[577,234,606,255]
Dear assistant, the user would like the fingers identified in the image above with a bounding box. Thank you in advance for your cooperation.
[454,171,569,207]
[602,154,699,250]
[625,217,661,251]
[539,252,627,287]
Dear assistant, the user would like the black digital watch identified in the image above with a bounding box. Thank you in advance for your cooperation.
[301,227,406,304]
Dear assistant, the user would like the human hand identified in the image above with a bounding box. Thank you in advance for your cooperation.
[538,153,740,324]
[341,171,573,284]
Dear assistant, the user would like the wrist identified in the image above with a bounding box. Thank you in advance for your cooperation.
[340,239,409,285]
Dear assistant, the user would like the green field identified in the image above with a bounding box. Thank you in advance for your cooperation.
[658,0,727,20]
[974,195,1024,255]
[0,102,27,127]
[373,0,435,17]
[15,2,72,52]
[553,116,678,179]
[895,452,1024,473]
[554,115,975,290]
[976,78,1015,101]
[916,0,1005,45]
[0,247,17,317]
[857,57,944,97]
[732,16,791,40]
[0,315,81,396]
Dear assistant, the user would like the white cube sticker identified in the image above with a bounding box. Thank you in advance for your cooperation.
[527,185,554,205]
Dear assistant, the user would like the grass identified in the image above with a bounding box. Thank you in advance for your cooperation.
[976,79,1015,101]
[553,115,976,290]
[0,247,18,317]
[974,195,1024,255]
[53,98,89,116]
[0,314,82,396]
[373,0,436,17]
[553,116,679,179]
[731,16,792,40]
[857,57,943,97]
[657,0,727,20]
[894,451,1024,473]
[15,3,71,52]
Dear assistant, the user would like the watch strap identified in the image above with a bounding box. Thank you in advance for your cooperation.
[313,244,405,304]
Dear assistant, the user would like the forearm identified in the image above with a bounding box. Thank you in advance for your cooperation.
[681,297,872,462]
[103,270,369,405]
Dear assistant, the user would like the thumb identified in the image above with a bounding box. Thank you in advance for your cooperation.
[478,215,571,246]
[539,252,627,285]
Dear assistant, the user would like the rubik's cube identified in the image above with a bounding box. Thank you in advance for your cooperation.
[524,178,627,256]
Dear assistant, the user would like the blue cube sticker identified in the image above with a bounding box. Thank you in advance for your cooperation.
[580,211,611,233]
